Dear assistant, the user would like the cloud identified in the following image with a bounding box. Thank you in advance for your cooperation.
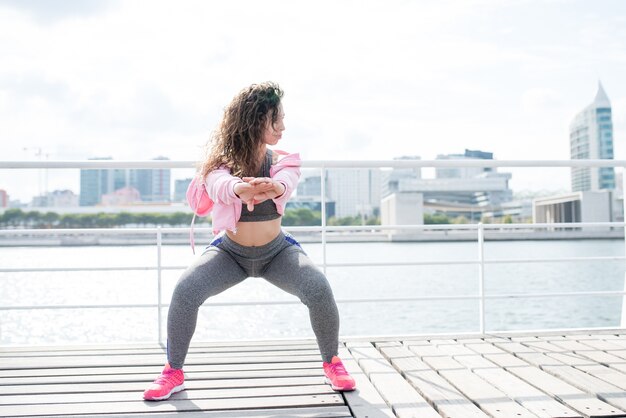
[521,88,562,112]
[0,0,116,23]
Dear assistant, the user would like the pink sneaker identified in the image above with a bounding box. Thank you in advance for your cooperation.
[143,363,185,401]
[323,356,356,391]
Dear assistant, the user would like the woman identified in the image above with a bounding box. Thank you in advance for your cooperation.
[143,82,356,401]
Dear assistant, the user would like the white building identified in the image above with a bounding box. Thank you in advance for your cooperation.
[569,82,615,192]
[382,156,422,198]
[326,168,382,218]
[32,190,79,208]
[533,191,615,224]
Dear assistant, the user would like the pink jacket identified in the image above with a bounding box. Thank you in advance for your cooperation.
[205,150,301,234]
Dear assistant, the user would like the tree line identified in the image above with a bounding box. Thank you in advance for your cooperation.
[0,208,491,229]
[0,208,383,228]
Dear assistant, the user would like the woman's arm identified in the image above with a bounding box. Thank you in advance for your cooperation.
[205,167,243,205]
[270,153,302,214]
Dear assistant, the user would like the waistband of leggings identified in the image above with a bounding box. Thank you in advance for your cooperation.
[221,230,286,254]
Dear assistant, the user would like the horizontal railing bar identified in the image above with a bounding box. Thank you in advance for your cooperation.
[0,222,623,236]
[4,290,625,311]
[481,256,626,264]
[0,267,159,273]
[325,256,626,268]
[2,159,625,169]
[2,255,623,274]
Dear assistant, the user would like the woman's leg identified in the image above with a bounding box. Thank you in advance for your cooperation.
[262,245,340,363]
[166,246,247,369]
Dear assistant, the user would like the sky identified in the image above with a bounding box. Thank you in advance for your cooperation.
[1,0,626,202]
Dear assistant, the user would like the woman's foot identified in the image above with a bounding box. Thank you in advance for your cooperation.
[143,363,185,401]
[323,356,356,391]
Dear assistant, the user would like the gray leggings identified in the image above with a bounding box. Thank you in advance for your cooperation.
[166,231,340,368]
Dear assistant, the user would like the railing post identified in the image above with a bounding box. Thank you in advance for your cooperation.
[478,222,486,333]
[320,165,327,275]
[622,168,626,328]
[157,226,163,344]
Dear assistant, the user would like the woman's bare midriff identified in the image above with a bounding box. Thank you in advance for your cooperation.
[226,217,282,247]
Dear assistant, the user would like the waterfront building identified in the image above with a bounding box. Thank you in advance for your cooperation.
[130,156,171,202]
[174,178,192,202]
[101,186,142,206]
[433,149,512,206]
[32,190,79,208]
[80,157,172,206]
[297,174,327,197]
[533,190,615,227]
[436,149,493,180]
[569,82,615,192]
[326,168,382,218]
[79,157,127,206]
[381,155,422,198]
[381,150,513,225]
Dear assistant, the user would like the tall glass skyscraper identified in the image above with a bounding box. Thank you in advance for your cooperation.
[569,82,615,192]
[79,157,127,206]
[80,157,171,206]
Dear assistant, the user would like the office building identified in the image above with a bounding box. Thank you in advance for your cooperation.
[569,82,615,192]
[326,168,382,218]
[382,156,422,198]
[79,157,127,206]
[80,157,172,206]
[174,178,193,202]
[130,157,171,202]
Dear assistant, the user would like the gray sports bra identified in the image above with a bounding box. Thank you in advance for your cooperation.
[238,150,281,222]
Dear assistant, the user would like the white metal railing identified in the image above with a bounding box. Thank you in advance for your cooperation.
[1,159,626,343]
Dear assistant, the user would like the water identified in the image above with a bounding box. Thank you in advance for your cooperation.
[0,239,624,346]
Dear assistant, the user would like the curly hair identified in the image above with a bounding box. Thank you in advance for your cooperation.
[200,82,284,179]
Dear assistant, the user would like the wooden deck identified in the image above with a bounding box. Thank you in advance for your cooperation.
[2,330,626,417]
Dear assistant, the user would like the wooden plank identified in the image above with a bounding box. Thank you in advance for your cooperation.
[538,335,568,341]
[455,338,485,344]
[427,339,458,345]
[0,384,336,406]
[486,353,626,417]
[430,343,476,356]
[0,344,320,358]
[549,339,596,352]
[347,342,440,418]
[0,376,328,396]
[338,346,396,418]
[378,343,489,417]
[609,350,626,361]
[419,355,538,418]
[0,353,323,370]
[463,342,506,355]
[453,354,582,418]
[578,340,626,351]
[0,340,319,357]
[483,337,511,343]
[0,393,345,417]
[573,350,626,374]
[607,338,626,350]
[403,343,445,357]
[63,406,353,418]
[547,352,598,367]
[493,341,538,354]
[515,351,626,411]
[521,341,567,353]
[0,367,324,386]
[575,364,626,391]
[0,361,320,379]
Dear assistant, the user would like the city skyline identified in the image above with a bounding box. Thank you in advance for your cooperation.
[1,0,625,202]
